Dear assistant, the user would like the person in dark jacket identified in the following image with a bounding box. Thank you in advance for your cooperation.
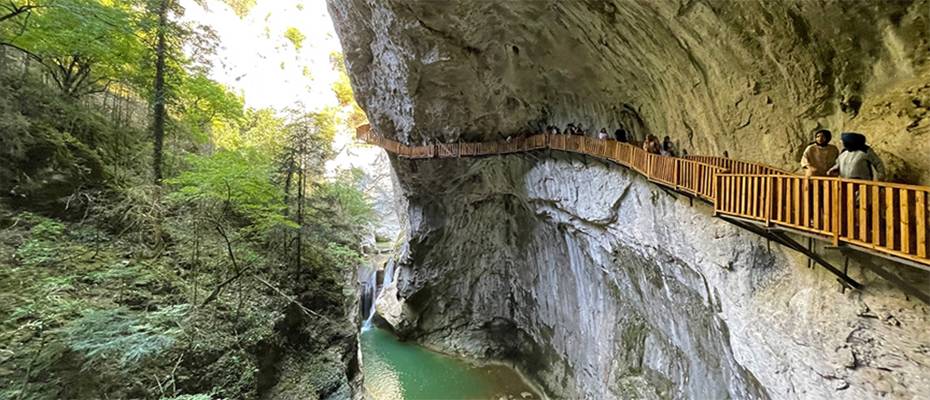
[828,132,885,180]
[661,136,676,157]
[614,128,628,143]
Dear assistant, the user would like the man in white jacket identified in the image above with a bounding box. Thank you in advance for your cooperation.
[828,132,885,181]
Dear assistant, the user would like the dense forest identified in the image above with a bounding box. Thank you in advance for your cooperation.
[0,1,372,399]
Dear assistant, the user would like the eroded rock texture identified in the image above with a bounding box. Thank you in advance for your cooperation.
[326,0,930,398]
[376,155,930,399]
[329,0,930,183]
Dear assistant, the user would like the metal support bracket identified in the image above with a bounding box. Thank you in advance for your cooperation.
[838,248,930,306]
[720,216,862,290]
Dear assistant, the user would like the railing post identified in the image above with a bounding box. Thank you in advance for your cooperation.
[832,180,841,246]
[673,159,680,190]
[691,163,701,197]
[764,175,773,226]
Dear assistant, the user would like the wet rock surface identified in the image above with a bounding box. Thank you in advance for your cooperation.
[379,154,930,399]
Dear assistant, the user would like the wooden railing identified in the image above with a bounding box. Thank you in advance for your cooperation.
[685,155,791,176]
[356,124,930,267]
[716,174,929,264]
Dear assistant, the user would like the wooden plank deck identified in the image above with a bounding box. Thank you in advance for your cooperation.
[355,124,930,269]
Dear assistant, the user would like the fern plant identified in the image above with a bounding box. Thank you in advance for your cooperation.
[59,306,187,368]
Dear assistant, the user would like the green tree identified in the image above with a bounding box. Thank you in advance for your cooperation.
[151,0,171,184]
[176,73,244,143]
[167,149,292,235]
[0,0,146,97]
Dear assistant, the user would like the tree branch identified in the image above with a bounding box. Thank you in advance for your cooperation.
[199,222,251,308]
[0,2,38,24]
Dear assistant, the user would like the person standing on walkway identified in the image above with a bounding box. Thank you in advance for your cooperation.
[800,129,839,177]
[828,132,885,181]
[643,134,661,154]
[614,127,628,143]
[598,128,609,140]
[565,123,576,135]
[661,136,676,157]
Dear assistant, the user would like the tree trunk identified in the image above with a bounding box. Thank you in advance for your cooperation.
[296,148,305,279]
[151,0,170,185]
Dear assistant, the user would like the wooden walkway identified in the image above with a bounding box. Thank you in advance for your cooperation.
[356,124,930,272]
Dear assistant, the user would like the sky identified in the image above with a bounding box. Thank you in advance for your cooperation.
[180,0,343,111]
[179,0,385,175]
[178,0,398,235]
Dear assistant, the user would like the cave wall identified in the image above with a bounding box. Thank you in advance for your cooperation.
[329,0,930,183]
[381,155,930,399]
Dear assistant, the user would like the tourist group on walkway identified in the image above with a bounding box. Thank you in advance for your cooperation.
[801,129,884,181]
[545,122,885,182]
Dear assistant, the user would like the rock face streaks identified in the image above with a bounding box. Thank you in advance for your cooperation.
[327,0,930,398]
[379,155,930,399]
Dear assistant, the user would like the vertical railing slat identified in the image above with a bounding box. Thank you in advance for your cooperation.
[832,180,841,246]
[798,178,811,227]
[859,184,869,242]
[822,180,831,232]
[918,191,927,258]
[776,177,783,222]
[902,189,911,254]
[739,176,747,216]
[765,175,773,224]
[793,178,801,226]
[887,188,896,251]
[872,185,881,247]
[846,182,855,239]
[813,180,821,229]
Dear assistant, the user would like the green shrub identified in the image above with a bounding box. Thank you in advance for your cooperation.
[161,395,212,400]
[59,306,187,368]
[14,217,67,267]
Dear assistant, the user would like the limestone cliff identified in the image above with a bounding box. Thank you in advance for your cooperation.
[327,1,930,398]
[329,0,930,183]
[379,155,929,399]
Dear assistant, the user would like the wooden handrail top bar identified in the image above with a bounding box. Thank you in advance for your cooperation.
[717,173,930,193]
[356,123,930,268]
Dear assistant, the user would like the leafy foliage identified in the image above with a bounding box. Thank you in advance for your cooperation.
[0,0,146,96]
[0,1,378,399]
[222,0,255,18]
[283,27,305,50]
[176,73,245,143]
[167,150,293,234]
[315,169,374,231]
[329,52,367,128]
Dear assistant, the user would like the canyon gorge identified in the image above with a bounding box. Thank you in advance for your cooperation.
[327,0,930,399]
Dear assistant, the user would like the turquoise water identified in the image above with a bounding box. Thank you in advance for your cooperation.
[361,327,539,400]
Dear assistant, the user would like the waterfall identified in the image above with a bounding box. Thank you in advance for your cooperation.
[361,260,395,331]
[362,269,378,330]
[382,259,395,289]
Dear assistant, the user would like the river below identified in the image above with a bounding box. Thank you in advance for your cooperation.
[360,326,540,400]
